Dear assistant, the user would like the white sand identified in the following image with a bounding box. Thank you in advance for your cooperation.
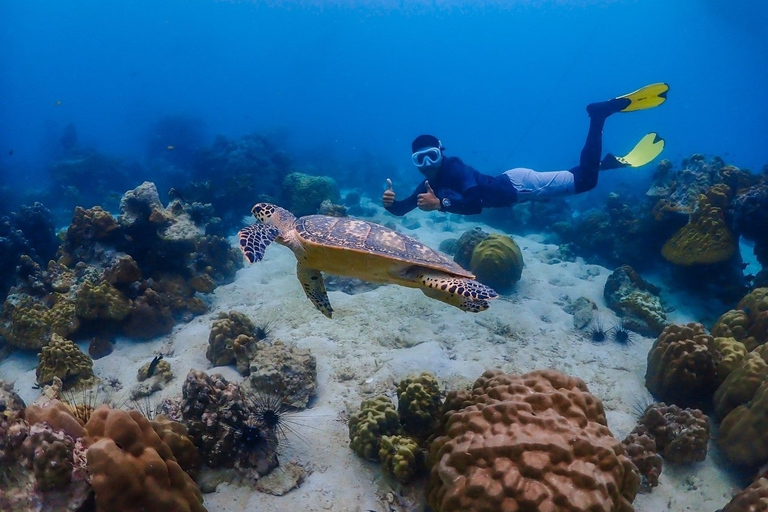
[0,204,742,512]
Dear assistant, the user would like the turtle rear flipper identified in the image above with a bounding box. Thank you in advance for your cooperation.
[414,270,498,313]
[239,224,280,263]
[297,262,333,318]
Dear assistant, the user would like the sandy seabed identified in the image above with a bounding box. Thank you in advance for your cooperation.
[0,205,743,512]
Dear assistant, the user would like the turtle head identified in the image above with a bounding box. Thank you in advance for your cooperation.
[251,203,296,230]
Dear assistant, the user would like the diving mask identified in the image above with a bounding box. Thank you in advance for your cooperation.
[412,147,442,168]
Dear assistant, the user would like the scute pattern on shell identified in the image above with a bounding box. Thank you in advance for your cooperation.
[297,215,467,274]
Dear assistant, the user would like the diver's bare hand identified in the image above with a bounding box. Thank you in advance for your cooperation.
[382,178,395,207]
[417,180,441,211]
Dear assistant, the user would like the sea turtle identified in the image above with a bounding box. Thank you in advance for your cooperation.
[238,203,498,318]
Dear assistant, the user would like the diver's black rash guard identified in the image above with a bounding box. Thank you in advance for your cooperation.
[385,156,518,216]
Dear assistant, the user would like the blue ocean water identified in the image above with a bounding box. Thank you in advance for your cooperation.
[1,0,766,196]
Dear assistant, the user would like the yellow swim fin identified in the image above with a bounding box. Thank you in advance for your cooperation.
[603,133,665,169]
[615,82,669,112]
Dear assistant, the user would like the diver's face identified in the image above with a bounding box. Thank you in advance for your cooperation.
[412,147,443,178]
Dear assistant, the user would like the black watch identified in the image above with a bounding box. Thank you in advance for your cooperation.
[441,197,451,209]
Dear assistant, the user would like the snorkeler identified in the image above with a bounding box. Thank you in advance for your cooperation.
[382,83,668,215]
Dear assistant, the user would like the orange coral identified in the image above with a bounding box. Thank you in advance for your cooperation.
[85,406,205,512]
[428,369,638,512]
[661,194,737,265]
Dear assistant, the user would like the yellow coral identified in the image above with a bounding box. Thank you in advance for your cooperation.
[75,280,132,321]
[661,193,736,265]
[713,337,748,382]
[469,234,524,292]
[379,435,425,483]
[713,345,768,419]
[0,294,80,350]
[36,333,94,388]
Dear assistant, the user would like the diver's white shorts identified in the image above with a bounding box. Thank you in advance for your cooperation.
[503,167,575,201]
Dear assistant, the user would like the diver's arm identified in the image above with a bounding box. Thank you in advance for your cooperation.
[439,187,484,215]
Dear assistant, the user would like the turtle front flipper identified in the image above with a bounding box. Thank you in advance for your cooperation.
[297,261,333,318]
[413,270,498,312]
[238,224,281,263]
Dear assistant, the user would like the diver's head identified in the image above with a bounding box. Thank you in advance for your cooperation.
[411,134,444,177]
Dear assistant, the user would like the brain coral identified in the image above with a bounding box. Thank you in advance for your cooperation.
[718,378,768,468]
[85,406,205,512]
[645,323,719,407]
[428,369,638,512]
[469,234,524,293]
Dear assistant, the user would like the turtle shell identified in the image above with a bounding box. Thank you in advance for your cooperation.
[296,215,472,277]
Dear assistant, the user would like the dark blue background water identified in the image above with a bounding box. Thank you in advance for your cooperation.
[2,0,766,197]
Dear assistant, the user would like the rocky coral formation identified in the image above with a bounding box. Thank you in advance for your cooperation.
[714,344,768,419]
[428,369,638,512]
[633,402,709,465]
[468,234,524,293]
[0,203,58,303]
[719,476,768,511]
[206,310,261,373]
[621,430,662,492]
[604,265,668,337]
[179,369,279,475]
[282,172,340,217]
[718,377,768,468]
[85,406,205,512]
[248,341,317,409]
[0,181,242,349]
[36,334,95,388]
[645,323,719,407]
[712,288,768,352]
[661,190,737,265]
[451,227,490,270]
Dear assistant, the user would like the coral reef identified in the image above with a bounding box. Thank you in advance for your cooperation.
[604,265,668,336]
[634,402,709,465]
[282,172,340,217]
[428,369,638,512]
[348,395,401,461]
[661,191,737,265]
[36,334,95,389]
[248,341,317,409]
[179,369,279,475]
[645,323,719,407]
[719,476,768,511]
[1,181,242,348]
[452,227,490,269]
[468,234,524,293]
[712,288,768,352]
[621,430,662,492]
[0,203,58,302]
[206,310,260,373]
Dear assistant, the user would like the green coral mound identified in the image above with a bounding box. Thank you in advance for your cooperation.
[75,280,131,321]
[206,310,259,372]
[0,294,80,350]
[469,234,524,293]
[396,372,442,439]
[348,395,401,461]
[36,333,94,388]
[282,172,340,217]
[379,435,425,483]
